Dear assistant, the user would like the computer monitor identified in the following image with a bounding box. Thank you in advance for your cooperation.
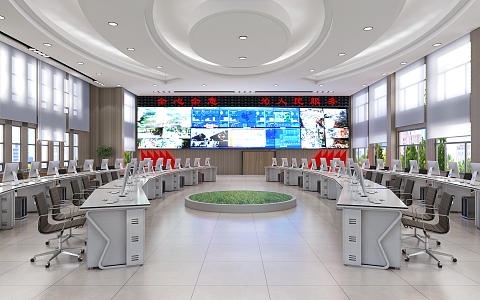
[301,158,308,169]
[360,159,370,169]
[2,163,20,185]
[120,163,131,197]
[47,161,60,176]
[156,158,164,171]
[146,159,153,173]
[174,158,182,169]
[426,161,441,176]
[205,157,210,166]
[185,158,191,168]
[311,159,317,170]
[115,158,123,169]
[354,163,367,197]
[330,160,335,172]
[138,160,146,176]
[320,158,328,171]
[469,163,480,184]
[101,159,109,170]
[347,158,354,164]
[391,159,402,172]
[281,158,288,167]
[131,160,137,178]
[194,158,201,167]
[144,158,152,162]
[272,158,277,166]
[409,160,419,173]
[166,159,172,170]
[333,158,341,163]
[291,158,297,168]
[132,158,138,167]
[83,159,94,172]
[68,160,78,173]
[376,159,384,170]
[448,161,460,178]
[336,161,346,175]
[29,162,41,179]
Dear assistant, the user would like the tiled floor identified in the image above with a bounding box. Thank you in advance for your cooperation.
[1,175,480,299]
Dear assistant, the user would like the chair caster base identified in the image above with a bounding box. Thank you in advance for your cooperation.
[438,262,442,268]
[45,262,50,268]
[30,258,35,262]
[436,241,441,246]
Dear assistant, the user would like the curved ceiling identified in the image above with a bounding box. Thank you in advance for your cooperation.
[0,0,479,96]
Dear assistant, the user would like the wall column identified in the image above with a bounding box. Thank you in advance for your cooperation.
[471,27,480,162]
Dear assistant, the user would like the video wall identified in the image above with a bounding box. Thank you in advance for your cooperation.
[137,107,349,149]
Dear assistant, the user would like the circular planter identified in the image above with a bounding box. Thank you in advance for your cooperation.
[185,191,296,213]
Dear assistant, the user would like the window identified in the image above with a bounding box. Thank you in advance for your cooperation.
[28,128,36,168]
[73,83,78,116]
[355,148,368,165]
[12,126,21,163]
[53,74,59,111]
[64,132,69,167]
[373,143,387,166]
[41,141,48,168]
[398,129,426,169]
[0,124,4,171]
[41,68,47,109]
[28,63,36,106]
[437,136,471,173]
[73,133,79,160]
[12,56,19,102]
[352,89,368,149]
[53,142,59,161]
[64,79,69,114]
[369,78,388,144]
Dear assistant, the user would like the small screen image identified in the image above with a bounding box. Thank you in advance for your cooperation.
[326,127,349,139]
[300,108,325,129]
[326,138,349,149]
[138,138,188,149]
[275,128,301,148]
[228,129,270,148]
[301,128,326,149]
[324,109,348,129]
[137,107,191,139]
[273,108,300,128]
[192,108,220,128]
[191,129,229,148]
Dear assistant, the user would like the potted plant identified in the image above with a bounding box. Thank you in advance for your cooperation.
[124,151,132,164]
[97,145,114,159]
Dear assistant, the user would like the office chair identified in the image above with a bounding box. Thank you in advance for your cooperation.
[419,169,428,175]
[402,192,456,268]
[397,179,415,206]
[402,186,438,242]
[387,176,402,192]
[47,187,86,245]
[383,166,390,171]
[70,179,88,206]
[404,168,410,173]
[100,172,110,185]
[369,166,376,170]
[365,171,373,180]
[58,168,67,175]
[81,176,97,193]
[17,172,24,180]
[374,173,383,185]
[30,191,85,268]
[111,171,118,180]
[463,173,472,180]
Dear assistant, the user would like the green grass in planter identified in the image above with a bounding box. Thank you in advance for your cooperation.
[189,191,292,205]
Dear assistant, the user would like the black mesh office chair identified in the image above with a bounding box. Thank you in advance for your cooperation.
[81,176,97,193]
[402,186,438,243]
[398,179,415,206]
[100,172,110,185]
[387,176,402,192]
[111,171,118,180]
[369,166,376,170]
[402,192,456,268]
[58,168,67,175]
[365,171,373,180]
[17,172,24,180]
[419,169,428,175]
[374,173,383,185]
[463,173,473,180]
[30,192,85,268]
[404,168,410,173]
[70,179,87,206]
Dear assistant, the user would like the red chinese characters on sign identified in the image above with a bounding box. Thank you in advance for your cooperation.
[294,98,304,105]
[173,98,184,105]
[191,98,201,105]
[310,98,321,106]
[207,97,218,105]
[157,98,167,105]
[327,97,337,106]
[276,98,287,106]
[260,98,270,106]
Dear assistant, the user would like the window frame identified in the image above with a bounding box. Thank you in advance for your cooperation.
[436,137,471,173]
[12,126,21,164]
[398,129,426,169]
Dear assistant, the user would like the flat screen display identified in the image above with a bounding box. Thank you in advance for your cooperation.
[137,107,348,149]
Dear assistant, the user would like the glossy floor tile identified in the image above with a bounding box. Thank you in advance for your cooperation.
[0,175,479,300]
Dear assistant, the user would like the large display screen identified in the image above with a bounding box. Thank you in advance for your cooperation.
[137,107,348,149]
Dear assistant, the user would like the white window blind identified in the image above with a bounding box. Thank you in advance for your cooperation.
[368,78,388,144]
[124,90,136,151]
[352,88,368,148]
[68,75,90,131]
[395,58,425,127]
[427,34,471,139]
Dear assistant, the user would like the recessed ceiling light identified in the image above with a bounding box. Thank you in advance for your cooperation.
[108,22,118,26]
[153,84,158,86]
[310,69,315,72]
[77,62,84,65]
[96,73,102,75]
[338,53,346,56]
[156,66,163,69]
[363,26,373,31]
[0,15,5,20]
[273,84,278,87]
[433,43,442,47]
[362,84,367,87]
[127,48,135,51]
[202,84,207,86]
[239,56,246,60]
[381,73,388,75]
[319,84,324,87]
[400,62,407,65]
[116,84,122,87]
[43,43,52,47]
[239,36,247,40]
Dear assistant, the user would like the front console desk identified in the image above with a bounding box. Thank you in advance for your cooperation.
[265,166,283,182]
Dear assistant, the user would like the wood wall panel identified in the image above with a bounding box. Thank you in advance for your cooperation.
[243,151,275,175]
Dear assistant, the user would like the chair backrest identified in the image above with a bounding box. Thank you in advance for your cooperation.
[437,192,454,232]
[404,179,415,194]
[419,169,428,174]
[82,176,92,190]
[383,166,389,171]
[32,192,50,234]
[463,173,472,180]
[424,186,438,216]
[365,171,372,180]
[70,179,83,205]
[369,166,376,170]
[48,187,62,216]
[404,168,410,173]
[393,176,402,190]
[374,173,383,184]
[101,172,109,184]
[58,168,67,174]
[111,171,118,180]
[17,172,24,180]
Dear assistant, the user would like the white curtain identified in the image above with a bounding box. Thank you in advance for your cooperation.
[352,88,368,148]
[368,78,387,144]
[69,75,90,132]
[0,41,37,123]
[427,34,471,139]
[124,90,136,151]
[38,60,66,142]
[395,58,425,127]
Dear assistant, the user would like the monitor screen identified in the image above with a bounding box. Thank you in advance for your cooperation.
[137,107,348,149]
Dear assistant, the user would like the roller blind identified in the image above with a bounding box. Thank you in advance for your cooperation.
[368,78,387,144]
[352,88,368,148]
[124,90,136,151]
[69,75,90,132]
[395,58,425,127]
[427,34,471,139]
